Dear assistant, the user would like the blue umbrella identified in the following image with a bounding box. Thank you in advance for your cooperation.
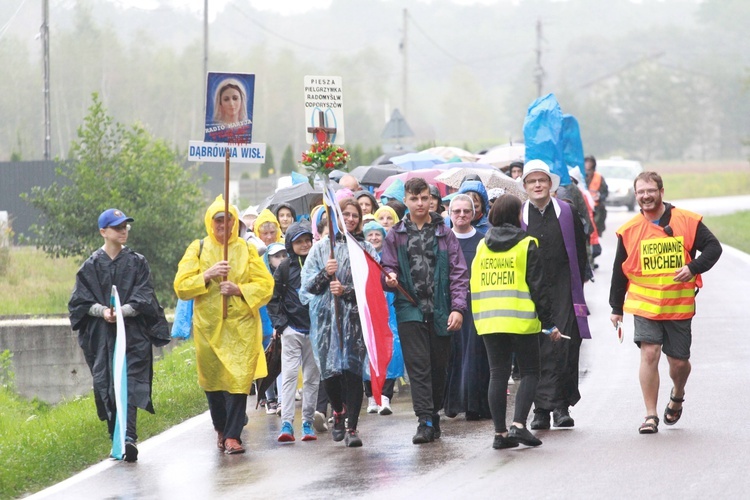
[390,152,447,171]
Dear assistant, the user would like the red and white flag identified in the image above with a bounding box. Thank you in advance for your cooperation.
[345,233,393,405]
[324,183,393,403]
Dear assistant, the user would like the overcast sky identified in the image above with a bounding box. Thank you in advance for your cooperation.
[116,0,508,17]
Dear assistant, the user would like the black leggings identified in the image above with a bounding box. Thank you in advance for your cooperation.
[483,333,540,433]
[324,370,363,430]
[363,378,395,399]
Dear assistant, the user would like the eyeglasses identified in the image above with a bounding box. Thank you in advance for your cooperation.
[342,212,360,219]
[451,209,473,215]
[110,224,131,232]
[635,189,660,197]
[524,177,550,186]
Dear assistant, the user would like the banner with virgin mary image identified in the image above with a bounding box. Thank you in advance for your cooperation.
[204,72,255,143]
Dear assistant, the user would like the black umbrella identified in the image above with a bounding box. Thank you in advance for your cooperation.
[255,335,282,408]
[350,165,406,187]
[257,182,322,216]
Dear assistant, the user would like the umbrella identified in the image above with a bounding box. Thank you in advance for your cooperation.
[257,182,322,216]
[350,165,406,187]
[477,143,525,169]
[255,335,281,408]
[374,169,448,199]
[436,165,527,201]
[390,152,446,171]
[420,146,478,163]
[370,150,415,166]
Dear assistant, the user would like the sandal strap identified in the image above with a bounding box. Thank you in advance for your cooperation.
[644,415,660,424]
[669,388,685,403]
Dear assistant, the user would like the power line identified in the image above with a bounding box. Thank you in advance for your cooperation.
[228,4,343,52]
[406,11,471,67]
[0,0,30,41]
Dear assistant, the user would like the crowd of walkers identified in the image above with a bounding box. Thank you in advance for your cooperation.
[71,156,722,460]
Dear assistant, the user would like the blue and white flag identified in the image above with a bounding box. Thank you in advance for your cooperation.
[110,285,128,460]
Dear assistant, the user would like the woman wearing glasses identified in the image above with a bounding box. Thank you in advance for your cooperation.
[300,198,379,448]
[443,194,492,422]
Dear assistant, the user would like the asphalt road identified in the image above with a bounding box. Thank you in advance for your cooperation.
[31,198,750,500]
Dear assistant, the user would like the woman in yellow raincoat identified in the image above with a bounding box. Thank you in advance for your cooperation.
[174,196,273,454]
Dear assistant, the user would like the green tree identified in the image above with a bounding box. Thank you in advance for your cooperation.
[280,144,296,174]
[261,145,275,178]
[22,94,203,305]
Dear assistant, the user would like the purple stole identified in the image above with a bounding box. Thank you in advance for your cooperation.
[522,198,591,339]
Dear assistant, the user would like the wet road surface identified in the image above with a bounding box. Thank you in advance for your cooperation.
[31,201,750,499]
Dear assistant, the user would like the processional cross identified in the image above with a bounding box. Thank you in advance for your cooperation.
[307,110,337,143]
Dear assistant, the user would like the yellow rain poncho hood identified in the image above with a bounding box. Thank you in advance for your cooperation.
[174,195,274,393]
[254,208,283,243]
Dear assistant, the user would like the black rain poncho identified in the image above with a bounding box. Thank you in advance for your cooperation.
[68,247,161,423]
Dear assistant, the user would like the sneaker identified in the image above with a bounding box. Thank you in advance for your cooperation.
[332,407,347,442]
[530,410,551,430]
[432,414,441,439]
[217,431,225,451]
[553,407,575,428]
[492,434,520,450]
[278,421,295,442]
[412,421,435,444]
[266,400,278,415]
[507,425,543,447]
[367,397,378,414]
[260,398,267,407]
[313,411,329,432]
[124,438,138,462]
[301,421,317,441]
[295,389,302,401]
[345,429,363,447]
[276,403,282,416]
[224,438,245,454]
[378,396,392,416]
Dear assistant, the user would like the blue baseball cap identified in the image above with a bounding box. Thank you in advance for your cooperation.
[98,208,134,229]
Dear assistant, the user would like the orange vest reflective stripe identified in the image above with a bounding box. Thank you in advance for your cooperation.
[617,207,702,320]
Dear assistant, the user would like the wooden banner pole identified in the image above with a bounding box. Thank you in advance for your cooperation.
[222,147,230,319]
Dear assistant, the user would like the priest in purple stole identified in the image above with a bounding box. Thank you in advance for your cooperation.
[520,160,591,430]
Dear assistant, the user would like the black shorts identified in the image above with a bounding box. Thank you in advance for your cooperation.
[633,316,692,360]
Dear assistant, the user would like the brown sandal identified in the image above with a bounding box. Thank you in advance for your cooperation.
[639,415,659,434]
[664,389,685,426]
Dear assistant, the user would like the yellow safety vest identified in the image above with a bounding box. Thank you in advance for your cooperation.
[470,236,541,335]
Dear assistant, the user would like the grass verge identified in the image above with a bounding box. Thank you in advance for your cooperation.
[661,171,750,200]
[0,341,205,499]
[0,247,79,316]
[703,210,750,254]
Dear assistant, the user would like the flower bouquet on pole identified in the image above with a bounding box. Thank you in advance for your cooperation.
[299,142,350,188]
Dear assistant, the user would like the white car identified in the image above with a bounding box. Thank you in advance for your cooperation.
[597,157,644,212]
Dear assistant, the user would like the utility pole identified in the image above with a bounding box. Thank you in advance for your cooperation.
[534,17,544,97]
[401,8,408,117]
[203,0,208,118]
[42,0,51,160]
